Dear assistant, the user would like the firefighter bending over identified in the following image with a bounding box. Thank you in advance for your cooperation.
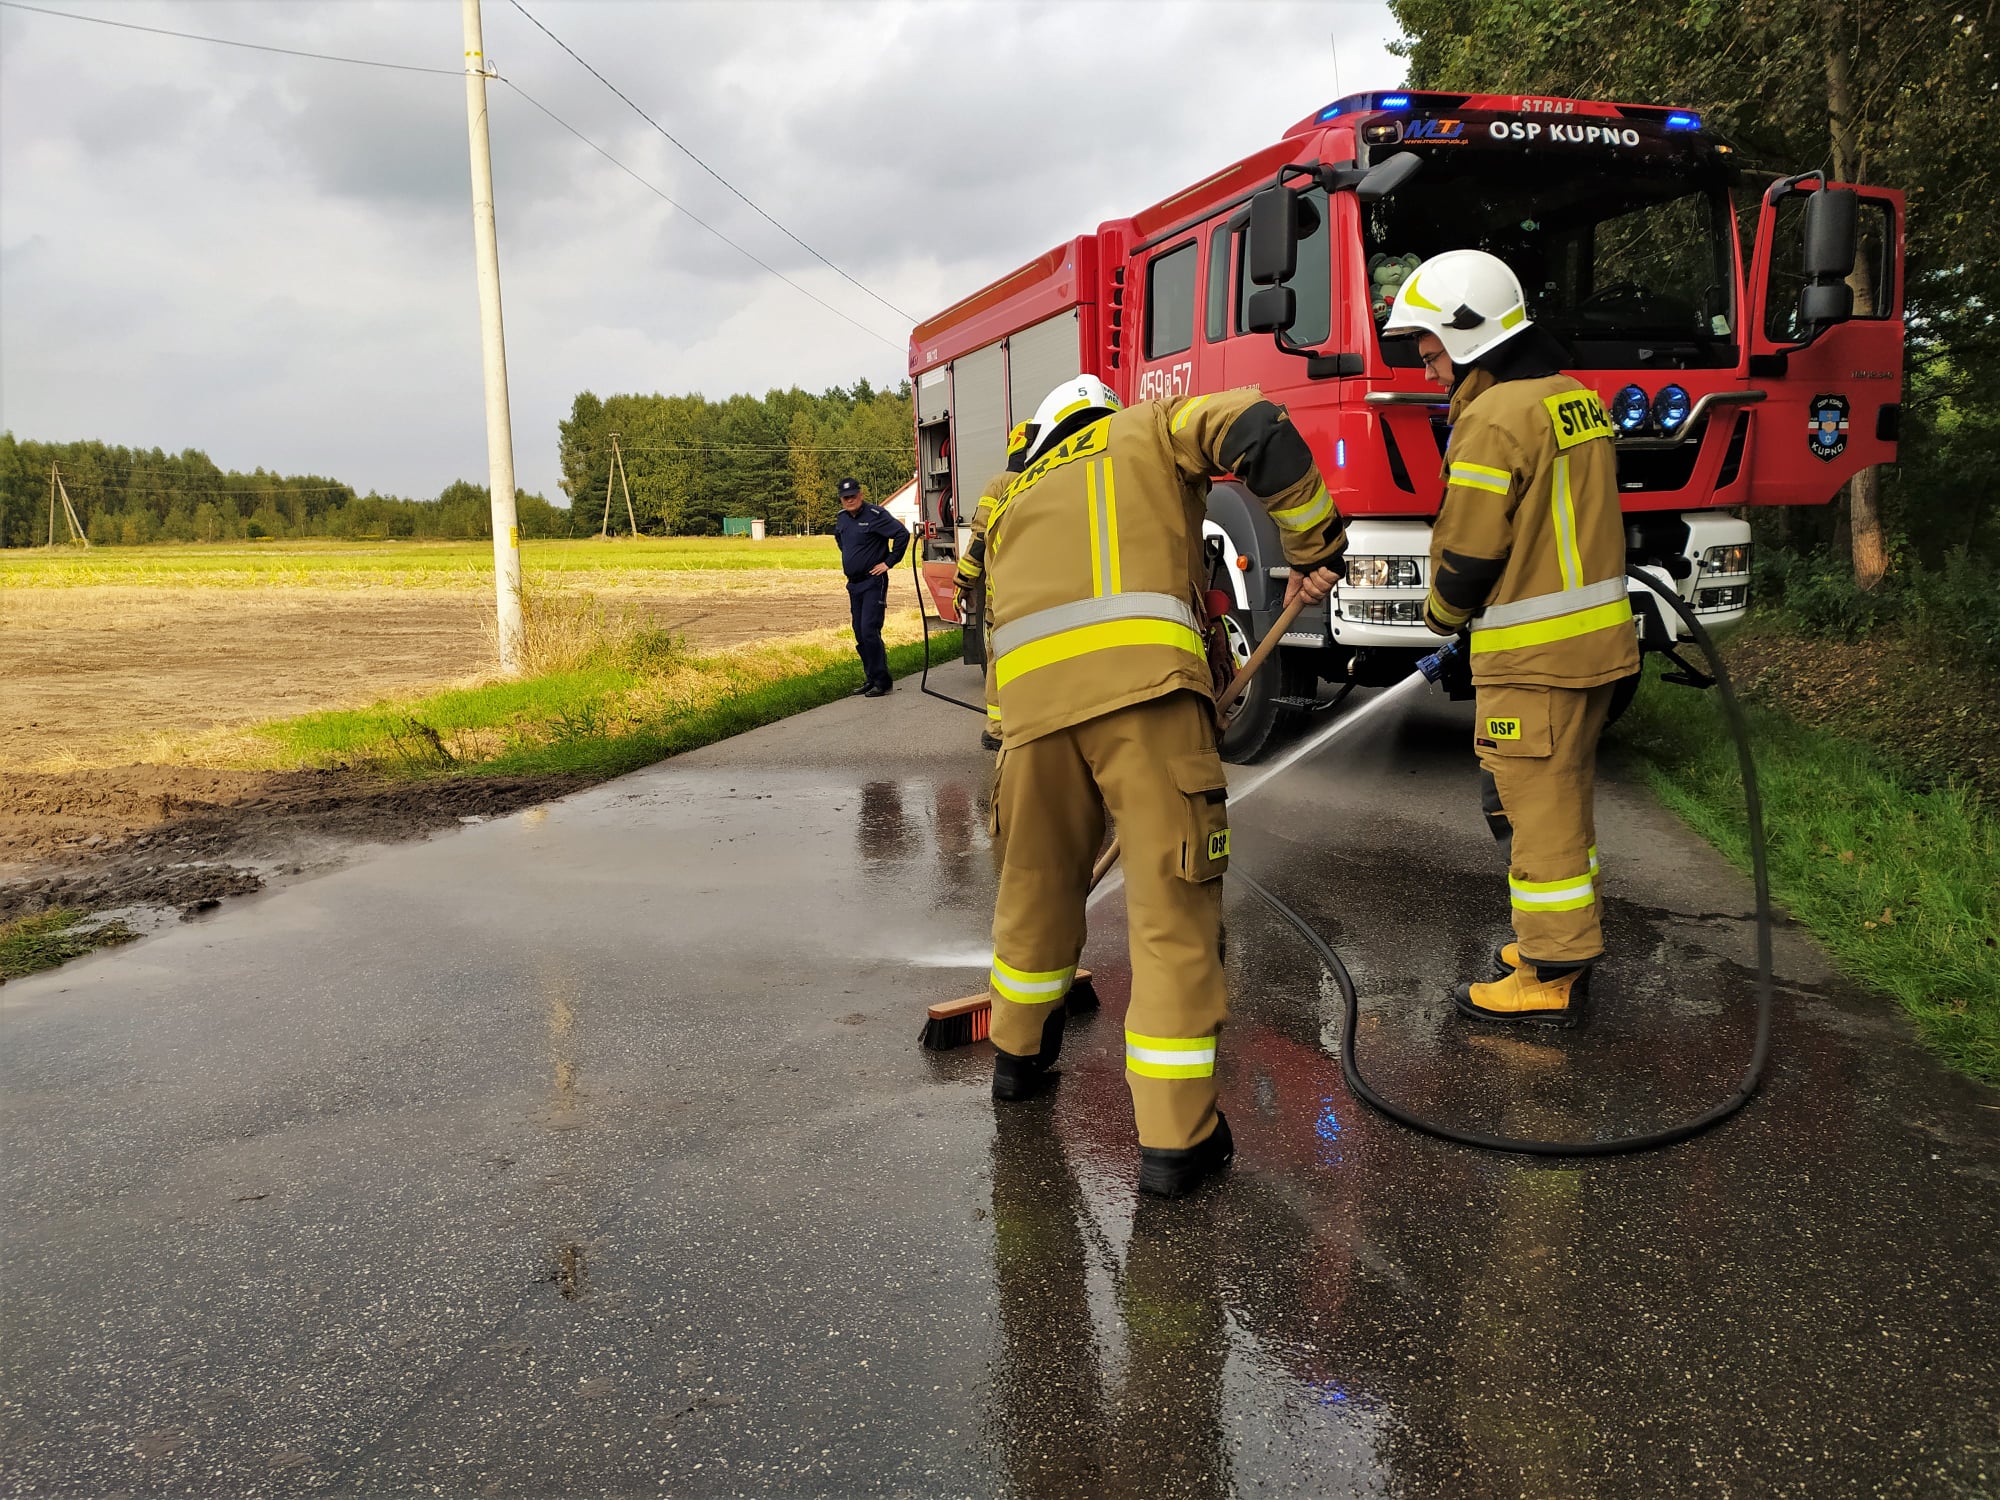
[1386,250,1639,1026]
[954,421,1032,753]
[983,375,1345,1197]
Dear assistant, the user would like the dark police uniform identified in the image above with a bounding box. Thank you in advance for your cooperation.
[833,496,910,694]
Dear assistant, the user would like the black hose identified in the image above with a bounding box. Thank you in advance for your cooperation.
[909,538,986,716]
[1241,567,1773,1156]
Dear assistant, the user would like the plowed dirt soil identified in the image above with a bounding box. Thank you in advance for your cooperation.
[1,565,925,941]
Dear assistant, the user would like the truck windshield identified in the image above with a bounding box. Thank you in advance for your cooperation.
[1363,148,1737,370]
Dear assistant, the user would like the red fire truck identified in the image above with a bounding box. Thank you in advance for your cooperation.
[910,89,1905,759]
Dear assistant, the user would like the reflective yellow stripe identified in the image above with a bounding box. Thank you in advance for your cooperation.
[1426,589,1472,627]
[1449,461,1512,494]
[1086,462,1104,598]
[1587,844,1600,877]
[994,618,1206,688]
[1469,598,1634,654]
[1103,458,1122,593]
[1551,454,1583,590]
[1170,394,1214,434]
[990,956,1075,1005]
[1125,1029,1217,1079]
[986,704,1002,723]
[1271,482,1333,532]
[1401,277,1443,313]
[1510,869,1596,912]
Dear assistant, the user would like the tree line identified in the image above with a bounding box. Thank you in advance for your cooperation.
[556,380,915,536]
[0,434,566,547]
[1,378,916,549]
[1388,0,1999,588]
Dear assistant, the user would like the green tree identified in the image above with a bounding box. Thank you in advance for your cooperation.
[1389,0,1998,585]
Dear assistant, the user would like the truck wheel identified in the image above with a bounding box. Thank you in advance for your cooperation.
[1217,610,1283,763]
[1605,670,1642,726]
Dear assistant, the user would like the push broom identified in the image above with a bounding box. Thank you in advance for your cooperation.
[919,590,1309,1050]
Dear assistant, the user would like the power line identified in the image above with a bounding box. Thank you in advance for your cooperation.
[506,0,916,325]
[0,0,465,75]
[500,80,907,354]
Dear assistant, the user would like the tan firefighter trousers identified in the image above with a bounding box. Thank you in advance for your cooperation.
[1474,681,1616,965]
[988,690,1229,1152]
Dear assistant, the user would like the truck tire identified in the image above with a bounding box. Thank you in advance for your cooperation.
[1217,609,1284,762]
[1605,670,1642,726]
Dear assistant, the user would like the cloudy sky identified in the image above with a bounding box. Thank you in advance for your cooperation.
[0,0,1405,504]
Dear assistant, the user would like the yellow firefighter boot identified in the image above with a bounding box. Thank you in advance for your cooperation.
[1491,941,1525,978]
[1454,961,1592,1029]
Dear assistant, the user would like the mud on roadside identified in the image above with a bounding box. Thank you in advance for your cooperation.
[0,766,582,932]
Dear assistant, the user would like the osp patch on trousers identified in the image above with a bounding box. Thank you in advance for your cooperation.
[1474,680,1615,964]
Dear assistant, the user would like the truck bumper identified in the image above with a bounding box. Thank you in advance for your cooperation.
[1303,513,1755,655]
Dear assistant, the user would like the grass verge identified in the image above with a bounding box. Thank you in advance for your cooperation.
[0,536,844,590]
[0,909,139,983]
[186,621,959,783]
[1613,663,2000,1085]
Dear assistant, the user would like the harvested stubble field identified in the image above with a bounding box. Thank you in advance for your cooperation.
[0,538,936,950]
[2,537,921,767]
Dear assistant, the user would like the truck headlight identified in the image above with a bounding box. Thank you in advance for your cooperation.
[1701,543,1751,575]
[1344,555,1422,587]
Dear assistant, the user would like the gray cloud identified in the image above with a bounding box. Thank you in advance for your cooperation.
[0,0,1405,500]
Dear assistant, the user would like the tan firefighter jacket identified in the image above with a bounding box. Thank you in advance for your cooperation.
[1424,368,1640,689]
[985,388,1345,747]
[952,470,1010,598]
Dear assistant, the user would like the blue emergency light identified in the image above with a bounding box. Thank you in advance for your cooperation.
[1378,95,1411,109]
[1652,384,1693,433]
[1665,111,1701,130]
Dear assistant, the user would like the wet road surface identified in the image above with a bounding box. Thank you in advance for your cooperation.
[3,664,1996,1498]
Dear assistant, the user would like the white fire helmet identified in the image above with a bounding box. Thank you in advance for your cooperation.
[1022,375,1122,464]
[1383,249,1533,365]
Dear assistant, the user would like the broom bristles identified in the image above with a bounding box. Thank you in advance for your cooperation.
[917,971,1093,1051]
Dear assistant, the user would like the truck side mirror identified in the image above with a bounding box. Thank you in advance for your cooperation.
[1799,186,1859,331]
[1244,286,1297,334]
[1247,186,1299,287]
[1355,152,1421,202]
[1803,187,1858,278]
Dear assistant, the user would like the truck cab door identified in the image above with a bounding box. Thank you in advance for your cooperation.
[1745,182,1905,505]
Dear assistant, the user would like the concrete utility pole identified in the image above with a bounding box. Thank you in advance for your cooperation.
[600,433,638,539]
[462,0,525,672]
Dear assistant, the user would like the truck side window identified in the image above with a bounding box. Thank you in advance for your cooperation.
[1145,241,1198,358]
[1205,222,1231,343]
[1763,195,1896,342]
[1237,187,1331,346]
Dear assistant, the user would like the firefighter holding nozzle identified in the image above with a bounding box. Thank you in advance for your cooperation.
[1386,250,1639,1027]
[982,375,1345,1197]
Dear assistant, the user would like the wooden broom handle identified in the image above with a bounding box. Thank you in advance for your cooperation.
[1087,586,1315,892]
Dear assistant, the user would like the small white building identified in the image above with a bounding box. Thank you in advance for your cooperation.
[881,476,920,534]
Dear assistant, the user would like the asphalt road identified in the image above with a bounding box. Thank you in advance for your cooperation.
[3,662,1995,1499]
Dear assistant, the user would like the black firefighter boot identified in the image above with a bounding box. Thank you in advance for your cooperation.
[1137,1112,1235,1199]
[992,1002,1066,1101]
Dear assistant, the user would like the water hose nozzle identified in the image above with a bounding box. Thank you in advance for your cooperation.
[1416,637,1461,683]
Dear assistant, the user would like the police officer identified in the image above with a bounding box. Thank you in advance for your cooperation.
[1385,250,1639,1026]
[983,375,1345,1197]
[831,476,909,698]
[954,421,1031,751]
